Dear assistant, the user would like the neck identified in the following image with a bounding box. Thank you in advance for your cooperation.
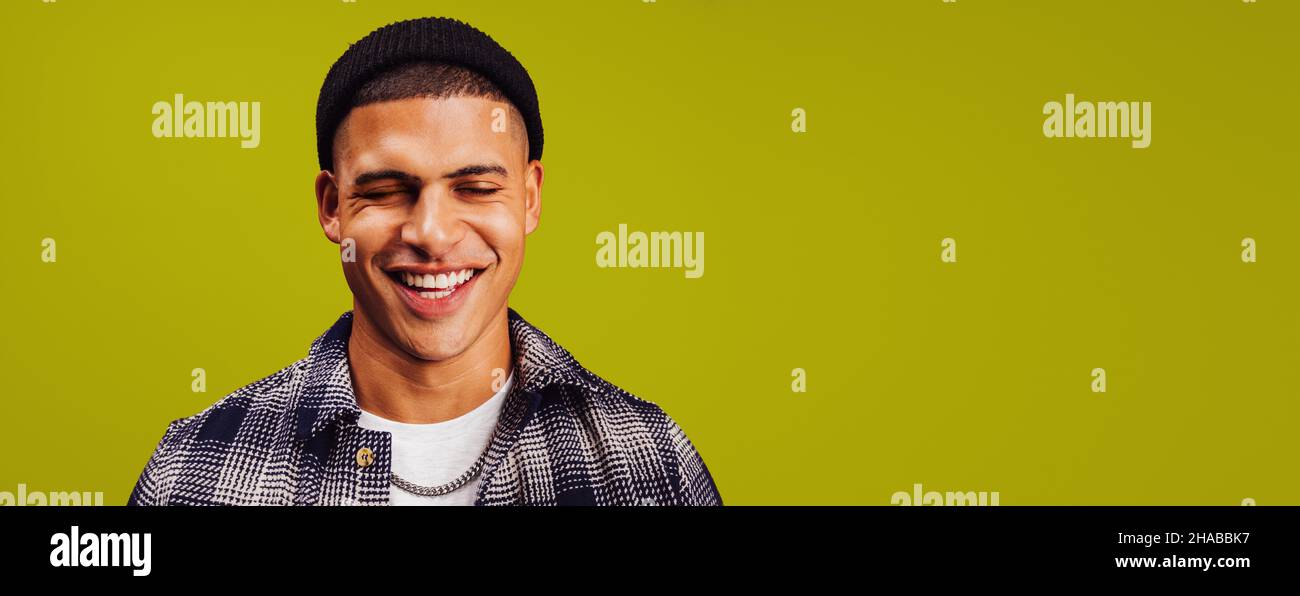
[348,306,513,424]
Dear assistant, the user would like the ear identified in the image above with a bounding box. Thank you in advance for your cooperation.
[523,159,544,236]
[315,170,342,244]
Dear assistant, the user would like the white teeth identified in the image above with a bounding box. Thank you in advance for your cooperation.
[400,268,477,297]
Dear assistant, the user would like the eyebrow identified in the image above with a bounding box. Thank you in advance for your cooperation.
[351,164,508,187]
[352,169,421,187]
[443,164,508,179]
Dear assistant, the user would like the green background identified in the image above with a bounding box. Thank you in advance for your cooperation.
[1,0,1295,505]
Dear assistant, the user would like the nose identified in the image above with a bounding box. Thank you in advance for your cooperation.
[400,187,465,259]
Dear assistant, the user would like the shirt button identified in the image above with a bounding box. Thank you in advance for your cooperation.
[355,447,375,468]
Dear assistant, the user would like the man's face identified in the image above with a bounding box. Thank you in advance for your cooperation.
[315,95,542,361]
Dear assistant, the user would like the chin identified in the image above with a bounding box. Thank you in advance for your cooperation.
[399,325,472,361]
[408,345,466,362]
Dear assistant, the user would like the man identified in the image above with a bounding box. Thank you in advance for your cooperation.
[128,17,722,506]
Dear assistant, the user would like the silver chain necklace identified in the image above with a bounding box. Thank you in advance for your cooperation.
[390,449,490,497]
[387,375,512,497]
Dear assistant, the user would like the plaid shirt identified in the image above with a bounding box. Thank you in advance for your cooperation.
[128,308,722,506]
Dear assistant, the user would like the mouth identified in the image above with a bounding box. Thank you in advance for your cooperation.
[383,266,485,317]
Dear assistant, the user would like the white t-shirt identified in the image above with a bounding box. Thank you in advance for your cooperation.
[356,371,514,506]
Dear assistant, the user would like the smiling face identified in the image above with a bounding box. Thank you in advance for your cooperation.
[315,94,542,361]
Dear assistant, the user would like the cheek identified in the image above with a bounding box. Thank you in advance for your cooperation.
[469,204,526,255]
[342,208,402,255]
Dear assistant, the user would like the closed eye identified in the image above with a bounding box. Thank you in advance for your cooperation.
[353,187,412,200]
[458,187,501,196]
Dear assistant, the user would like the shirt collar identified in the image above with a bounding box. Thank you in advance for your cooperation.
[292,307,587,441]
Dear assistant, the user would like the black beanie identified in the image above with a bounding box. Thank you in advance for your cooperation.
[315,17,543,171]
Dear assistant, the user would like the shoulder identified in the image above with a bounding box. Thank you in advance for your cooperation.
[163,359,303,446]
[566,368,682,436]
[128,359,305,505]
[508,308,681,437]
[535,367,723,506]
[497,307,722,504]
